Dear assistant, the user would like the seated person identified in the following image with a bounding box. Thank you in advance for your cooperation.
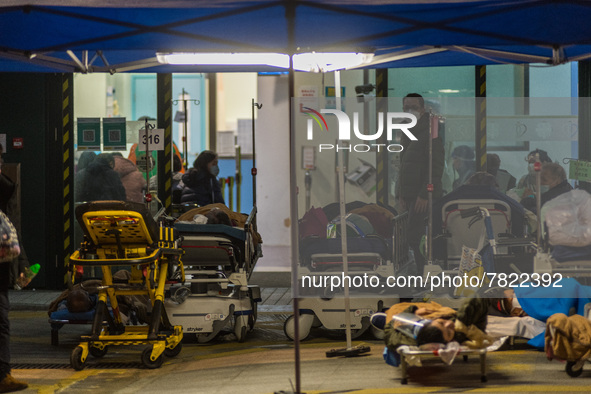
[180,151,225,206]
[520,162,573,215]
[451,145,476,190]
[517,149,553,191]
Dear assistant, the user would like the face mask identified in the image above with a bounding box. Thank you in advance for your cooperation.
[408,110,421,120]
[209,164,220,177]
[528,163,536,173]
[540,185,550,194]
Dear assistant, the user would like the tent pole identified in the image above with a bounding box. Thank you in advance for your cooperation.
[285,1,301,393]
[334,70,353,350]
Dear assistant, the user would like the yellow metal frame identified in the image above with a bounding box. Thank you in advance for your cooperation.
[69,208,184,369]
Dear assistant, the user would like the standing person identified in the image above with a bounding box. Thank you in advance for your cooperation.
[396,93,445,276]
[0,156,27,393]
[75,153,126,202]
[180,150,225,206]
[112,153,146,203]
[451,145,476,190]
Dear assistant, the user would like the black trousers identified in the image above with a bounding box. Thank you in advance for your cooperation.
[404,198,428,276]
[0,262,10,380]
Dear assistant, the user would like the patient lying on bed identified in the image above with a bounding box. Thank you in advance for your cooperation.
[375,278,591,365]
[49,271,151,325]
[177,203,263,246]
[373,296,497,353]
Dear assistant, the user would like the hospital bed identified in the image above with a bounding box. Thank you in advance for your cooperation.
[164,206,262,342]
[431,186,534,275]
[284,208,409,341]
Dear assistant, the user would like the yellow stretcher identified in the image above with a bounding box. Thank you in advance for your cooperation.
[68,201,185,370]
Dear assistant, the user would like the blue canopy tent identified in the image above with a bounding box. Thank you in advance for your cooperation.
[2,0,591,72]
[3,1,591,392]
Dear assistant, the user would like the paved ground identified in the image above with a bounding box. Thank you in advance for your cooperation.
[8,309,591,394]
[7,275,591,393]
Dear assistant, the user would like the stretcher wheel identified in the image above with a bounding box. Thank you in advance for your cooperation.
[164,342,183,358]
[401,378,408,385]
[141,346,164,369]
[283,314,313,341]
[235,315,248,343]
[481,376,487,383]
[70,346,85,371]
[311,315,322,328]
[196,334,212,344]
[566,361,583,377]
[370,326,384,340]
[248,302,258,331]
[89,345,108,358]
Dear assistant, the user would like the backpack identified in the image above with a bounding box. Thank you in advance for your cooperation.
[298,207,328,239]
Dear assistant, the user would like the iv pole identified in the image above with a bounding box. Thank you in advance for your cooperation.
[172,88,200,169]
[252,98,262,206]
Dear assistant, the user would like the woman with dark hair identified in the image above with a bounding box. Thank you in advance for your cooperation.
[180,150,225,206]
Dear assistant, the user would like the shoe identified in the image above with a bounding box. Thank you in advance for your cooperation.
[370,312,387,330]
[0,374,28,393]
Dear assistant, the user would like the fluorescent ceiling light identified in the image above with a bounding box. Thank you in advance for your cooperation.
[438,89,460,93]
[156,52,373,72]
[156,52,289,68]
[293,52,373,72]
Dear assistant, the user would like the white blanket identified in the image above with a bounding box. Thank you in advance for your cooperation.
[486,315,545,339]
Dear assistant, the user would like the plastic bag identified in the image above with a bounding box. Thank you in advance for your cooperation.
[454,245,486,297]
[0,210,20,263]
[544,189,591,247]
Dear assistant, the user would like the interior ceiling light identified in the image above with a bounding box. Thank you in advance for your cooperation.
[156,52,289,68]
[156,52,374,72]
[293,52,373,72]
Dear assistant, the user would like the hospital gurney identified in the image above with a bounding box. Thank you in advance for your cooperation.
[68,200,185,370]
[432,186,531,270]
[284,209,409,341]
[396,345,488,384]
[164,206,262,342]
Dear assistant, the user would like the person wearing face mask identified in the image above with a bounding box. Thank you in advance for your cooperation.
[180,150,225,206]
[520,162,572,215]
[451,145,476,190]
[517,149,553,193]
[396,93,445,277]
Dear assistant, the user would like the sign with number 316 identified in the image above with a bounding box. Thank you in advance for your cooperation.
[138,128,164,151]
